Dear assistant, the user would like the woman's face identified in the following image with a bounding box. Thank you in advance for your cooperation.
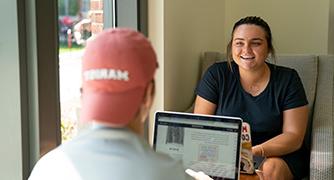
[232,24,269,72]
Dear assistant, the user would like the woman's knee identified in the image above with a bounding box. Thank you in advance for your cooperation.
[261,157,293,180]
[261,158,275,178]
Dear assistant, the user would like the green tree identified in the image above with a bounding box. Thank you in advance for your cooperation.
[58,0,80,16]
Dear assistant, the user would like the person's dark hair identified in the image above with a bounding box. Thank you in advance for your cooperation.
[226,16,276,69]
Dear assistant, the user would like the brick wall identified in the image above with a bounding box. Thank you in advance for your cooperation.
[90,0,103,36]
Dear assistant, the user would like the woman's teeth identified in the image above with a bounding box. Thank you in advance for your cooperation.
[241,56,255,60]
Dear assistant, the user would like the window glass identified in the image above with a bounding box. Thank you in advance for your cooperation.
[58,0,144,142]
[58,0,104,142]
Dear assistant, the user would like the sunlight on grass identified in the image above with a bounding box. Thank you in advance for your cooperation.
[59,43,84,53]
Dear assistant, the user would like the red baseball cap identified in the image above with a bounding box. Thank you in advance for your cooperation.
[81,28,157,127]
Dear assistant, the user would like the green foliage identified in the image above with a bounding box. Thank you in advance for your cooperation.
[58,0,80,16]
[61,118,77,142]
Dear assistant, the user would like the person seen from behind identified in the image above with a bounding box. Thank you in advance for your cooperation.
[29,28,211,180]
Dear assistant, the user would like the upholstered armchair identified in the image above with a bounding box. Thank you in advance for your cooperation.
[187,52,334,179]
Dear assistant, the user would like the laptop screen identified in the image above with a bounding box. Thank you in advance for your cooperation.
[153,111,242,180]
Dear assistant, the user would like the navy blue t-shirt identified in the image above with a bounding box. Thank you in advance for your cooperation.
[196,61,308,145]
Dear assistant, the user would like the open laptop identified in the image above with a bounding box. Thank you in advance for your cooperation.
[153,111,243,180]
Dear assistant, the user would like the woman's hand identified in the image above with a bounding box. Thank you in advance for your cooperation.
[258,105,308,157]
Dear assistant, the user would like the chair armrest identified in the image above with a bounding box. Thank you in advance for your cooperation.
[310,129,333,179]
[309,55,334,180]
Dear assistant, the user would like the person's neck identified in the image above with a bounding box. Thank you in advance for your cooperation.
[239,64,270,96]
[91,121,144,137]
[240,64,268,82]
[127,116,145,137]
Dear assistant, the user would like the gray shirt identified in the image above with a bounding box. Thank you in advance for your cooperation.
[29,127,188,180]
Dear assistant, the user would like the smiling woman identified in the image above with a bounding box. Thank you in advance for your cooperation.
[226,18,274,96]
[227,16,275,70]
[194,16,309,180]
[232,25,269,72]
[231,24,270,96]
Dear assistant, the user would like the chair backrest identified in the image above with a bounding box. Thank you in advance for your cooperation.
[186,52,225,112]
[275,55,318,117]
[199,52,225,78]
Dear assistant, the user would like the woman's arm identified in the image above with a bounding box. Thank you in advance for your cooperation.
[194,95,217,115]
[252,105,309,157]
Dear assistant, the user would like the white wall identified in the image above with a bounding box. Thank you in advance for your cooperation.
[148,0,164,141]
[148,0,225,141]
[329,0,334,54]
[164,0,225,112]
[224,0,330,54]
[0,0,23,179]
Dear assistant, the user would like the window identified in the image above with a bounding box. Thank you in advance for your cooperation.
[58,0,147,142]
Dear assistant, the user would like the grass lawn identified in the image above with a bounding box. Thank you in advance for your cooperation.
[59,42,84,53]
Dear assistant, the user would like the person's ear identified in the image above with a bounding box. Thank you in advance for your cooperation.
[126,80,155,135]
[142,80,155,109]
